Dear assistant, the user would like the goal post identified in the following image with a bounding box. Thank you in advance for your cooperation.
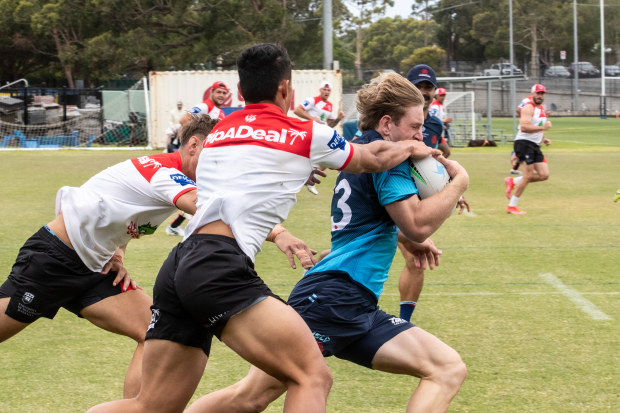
[443,91,476,147]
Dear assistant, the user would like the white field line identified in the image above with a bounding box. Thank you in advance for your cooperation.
[539,273,613,321]
[377,291,618,297]
[279,291,619,297]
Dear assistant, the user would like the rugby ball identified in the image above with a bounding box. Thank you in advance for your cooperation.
[409,156,450,199]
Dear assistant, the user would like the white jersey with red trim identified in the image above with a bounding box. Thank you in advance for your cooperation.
[301,96,337,123]
[428,100,446,120]
[56,152,196,272]
[515,102,547,145]
[188,98,226,120]
[517,96,532,110]
[185,103,354,260]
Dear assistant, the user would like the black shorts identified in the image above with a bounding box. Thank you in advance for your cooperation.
[0,227,126,323]
[514,139,545,165]
[145,234,281,356]
[287,271,414,369]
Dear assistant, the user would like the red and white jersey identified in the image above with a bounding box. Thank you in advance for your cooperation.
[188,98,226,120]
[301,96,337,123]
[428,100,446,120]
[185,103,354,260]
[517,96,532,110]
[56,152,196,272]
[515,102,547,145]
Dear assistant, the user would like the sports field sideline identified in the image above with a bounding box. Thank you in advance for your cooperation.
[1,117,618,412]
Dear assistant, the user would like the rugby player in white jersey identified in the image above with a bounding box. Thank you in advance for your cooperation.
[505,84,552,214]
[185,73,469,413]
[87,43,440,413]
[0,115,315,401]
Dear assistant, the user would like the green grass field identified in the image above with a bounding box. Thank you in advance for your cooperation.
[1,117,619,412]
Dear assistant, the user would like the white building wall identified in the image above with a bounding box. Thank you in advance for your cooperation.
[149,70,342,148]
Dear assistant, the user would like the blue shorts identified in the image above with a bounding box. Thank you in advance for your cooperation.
[288,271,414,369]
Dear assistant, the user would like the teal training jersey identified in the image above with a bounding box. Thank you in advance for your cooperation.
[306,130,418,299]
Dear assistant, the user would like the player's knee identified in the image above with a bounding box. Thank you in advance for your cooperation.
[297,362,333,396]
[438,353,467,392]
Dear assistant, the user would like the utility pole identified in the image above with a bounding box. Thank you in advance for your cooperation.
[600,0,606,119]
[323,0,333,70]
[573,0,579,112]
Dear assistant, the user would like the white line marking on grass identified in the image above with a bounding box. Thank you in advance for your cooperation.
[376,292,618,297]
[539,273,613,321]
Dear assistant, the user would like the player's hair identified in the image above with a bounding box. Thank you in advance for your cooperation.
[237,43,292,103]
[179,115,219,146]
[356,73,424,132]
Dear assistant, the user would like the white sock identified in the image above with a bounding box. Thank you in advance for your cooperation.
[509,195,519,207]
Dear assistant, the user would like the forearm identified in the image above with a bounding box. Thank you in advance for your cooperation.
[294,107,313,121]
[327,118,340,127]
[349,140,437,174]
[520,124,545,133]
[396,176,468,242]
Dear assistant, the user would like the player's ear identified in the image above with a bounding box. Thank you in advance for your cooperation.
[377,115,392,139]
[187,135,200,155]
[279,79,290,101]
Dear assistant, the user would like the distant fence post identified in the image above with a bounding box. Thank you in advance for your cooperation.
[23,87,29,125]
[62,87,67,122]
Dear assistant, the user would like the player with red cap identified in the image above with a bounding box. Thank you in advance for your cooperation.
[429,87,453,146]
[505,83,552,214]
[167,81,231,236]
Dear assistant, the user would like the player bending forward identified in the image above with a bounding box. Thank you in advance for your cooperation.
[87,44,440,413]
[185,72,468,413]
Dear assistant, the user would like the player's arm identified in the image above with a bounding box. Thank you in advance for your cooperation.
[266,224,317,270]
[438,140,451,158]
[175,189,198,215]
[342,139,441,174]
[386,156,468,242]
[101,244,137,292]
[294,104,319,123]
[326,110,345,128]
[519,105,551,133]
[397,232,441,270]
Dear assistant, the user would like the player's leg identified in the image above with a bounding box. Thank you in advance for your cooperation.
[397,241,424,322]
[514,146,548,197]
[220,296,332,413]
[0,297,29,341]
[0,228,74,342]
[80,288,153,398]
[86,339,208,413]
[166,214,186,236]
[372,327,467,412]
[186,365,286,413]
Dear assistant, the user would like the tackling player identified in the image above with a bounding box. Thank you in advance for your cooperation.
[87,43,440,413]
[184,72,469,413]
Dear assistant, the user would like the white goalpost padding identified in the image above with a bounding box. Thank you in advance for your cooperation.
[443,91,476,147]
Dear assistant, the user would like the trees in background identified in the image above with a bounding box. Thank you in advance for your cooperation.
[0,0,617,87]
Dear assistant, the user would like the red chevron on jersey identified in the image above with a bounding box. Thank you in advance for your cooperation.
[204,103,314,158]
[131,151,183,182]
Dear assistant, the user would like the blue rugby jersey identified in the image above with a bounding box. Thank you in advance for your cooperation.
[305,130,418,299]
